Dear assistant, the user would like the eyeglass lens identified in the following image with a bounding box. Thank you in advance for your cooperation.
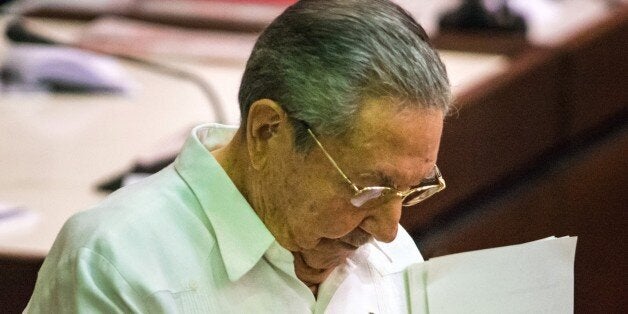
[350,185,439,208]
[402,185,439,206]
[350,188,386,207]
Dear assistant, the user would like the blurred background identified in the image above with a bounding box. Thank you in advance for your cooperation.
[0,0,626,313]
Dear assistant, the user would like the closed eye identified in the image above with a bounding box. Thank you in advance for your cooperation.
[357,171,396,188]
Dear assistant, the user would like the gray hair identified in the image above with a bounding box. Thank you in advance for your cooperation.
[238,0,451,152]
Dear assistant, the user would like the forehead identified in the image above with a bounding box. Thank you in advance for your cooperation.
[338,98,444,183]
[347,98,443,149]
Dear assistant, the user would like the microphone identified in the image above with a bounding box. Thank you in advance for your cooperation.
[4,18,228,123]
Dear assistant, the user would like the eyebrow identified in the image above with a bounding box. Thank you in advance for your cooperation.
[364,168,435,189]
[359,170,396,188]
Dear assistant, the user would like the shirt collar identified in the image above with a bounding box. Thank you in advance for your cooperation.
[174,123,275,282]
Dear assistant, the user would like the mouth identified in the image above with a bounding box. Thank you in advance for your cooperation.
[338,240,360,251]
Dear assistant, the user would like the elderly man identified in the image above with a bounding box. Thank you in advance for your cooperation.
[26,0,451,312]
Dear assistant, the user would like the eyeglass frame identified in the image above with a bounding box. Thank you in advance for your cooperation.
[306,128,446,208]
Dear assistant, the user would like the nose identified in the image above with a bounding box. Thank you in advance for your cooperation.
[359,198,402,243]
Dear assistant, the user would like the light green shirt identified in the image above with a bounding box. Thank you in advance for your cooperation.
[25,124,423,313]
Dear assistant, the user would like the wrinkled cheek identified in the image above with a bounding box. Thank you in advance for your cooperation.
[323,199,365,235]
[324,223,359,240]
[294,195,363,242]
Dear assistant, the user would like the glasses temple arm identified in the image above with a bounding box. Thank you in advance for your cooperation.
[307,129,360,192]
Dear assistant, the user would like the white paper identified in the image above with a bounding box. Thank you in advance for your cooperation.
[407,236,577,314]
[406,262,428,314]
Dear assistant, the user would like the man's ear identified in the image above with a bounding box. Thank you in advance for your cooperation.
[246,99,289,170]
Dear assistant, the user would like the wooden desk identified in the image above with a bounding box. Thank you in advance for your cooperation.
[404,6,627,313]
[0,17,246,258]
[402,6,627,235]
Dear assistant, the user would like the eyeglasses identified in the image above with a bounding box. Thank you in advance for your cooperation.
[307,129,445,208]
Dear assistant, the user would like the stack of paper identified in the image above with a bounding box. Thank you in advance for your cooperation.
[407,236,577,314]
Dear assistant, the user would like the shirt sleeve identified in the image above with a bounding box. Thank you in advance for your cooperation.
[24,247,143,313]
